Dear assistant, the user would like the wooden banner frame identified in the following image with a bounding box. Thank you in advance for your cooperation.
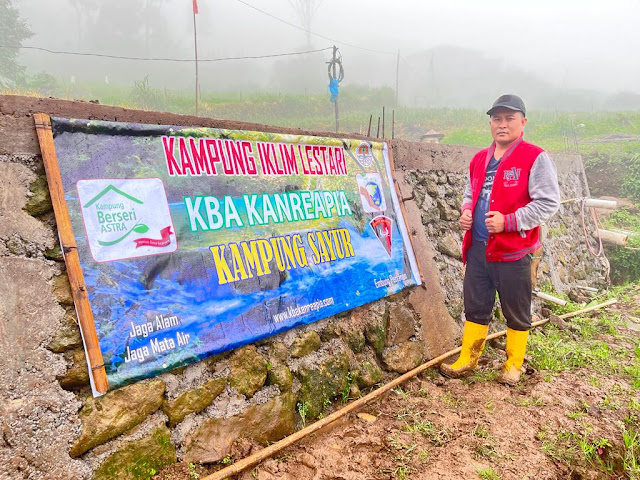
[34,113,109,394]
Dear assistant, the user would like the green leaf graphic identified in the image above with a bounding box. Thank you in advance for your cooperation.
[133,224,149,234]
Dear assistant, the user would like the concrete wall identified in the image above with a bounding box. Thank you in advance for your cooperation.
[0,95,607,480]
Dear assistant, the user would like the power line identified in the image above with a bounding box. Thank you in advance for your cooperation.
[233,0,396,56]
[0,44,332,62]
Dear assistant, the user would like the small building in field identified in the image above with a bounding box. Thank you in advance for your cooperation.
[420,129,445,143]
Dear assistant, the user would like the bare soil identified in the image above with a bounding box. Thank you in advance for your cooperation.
[156,292,640,480]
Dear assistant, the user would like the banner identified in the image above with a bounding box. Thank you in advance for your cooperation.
[50,118,421,395]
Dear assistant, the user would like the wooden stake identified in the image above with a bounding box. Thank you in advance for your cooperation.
[33,113,109,395]
[367,114,372,137]
[376,116,380,138]
[392,110,395,139]
[202,298,617,480]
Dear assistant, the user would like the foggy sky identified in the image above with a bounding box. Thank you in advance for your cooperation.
[13,0,640,100]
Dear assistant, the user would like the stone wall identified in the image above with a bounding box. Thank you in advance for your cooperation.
[0,96,606,480]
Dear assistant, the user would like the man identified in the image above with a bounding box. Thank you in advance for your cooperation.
[440,94,560,385]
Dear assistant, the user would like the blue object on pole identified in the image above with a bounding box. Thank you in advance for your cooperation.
[329,77,339,102]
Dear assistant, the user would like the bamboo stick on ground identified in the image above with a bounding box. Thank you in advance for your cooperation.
[202,298,617,480]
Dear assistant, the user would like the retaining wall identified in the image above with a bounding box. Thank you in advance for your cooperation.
[0,95,607,480]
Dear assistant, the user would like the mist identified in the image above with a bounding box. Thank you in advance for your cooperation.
[9,0,640,110]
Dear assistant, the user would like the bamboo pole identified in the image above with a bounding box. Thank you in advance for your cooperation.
[598,229,628,246]
[534,290,568,306]
[33,113,109,395]
[201,299,617,480]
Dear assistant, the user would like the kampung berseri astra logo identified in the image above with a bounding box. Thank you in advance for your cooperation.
[77,178,177,262]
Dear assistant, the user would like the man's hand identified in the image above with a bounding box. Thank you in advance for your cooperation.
[460,209,473,231]
[485,211,505,233]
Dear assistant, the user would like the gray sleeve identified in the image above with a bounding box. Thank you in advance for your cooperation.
[512,152,560,232]
[461,171,473,211]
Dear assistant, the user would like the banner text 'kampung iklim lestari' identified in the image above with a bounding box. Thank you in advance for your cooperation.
[51,118,421,395]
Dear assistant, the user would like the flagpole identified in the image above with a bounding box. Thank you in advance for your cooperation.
[192,0,199,116]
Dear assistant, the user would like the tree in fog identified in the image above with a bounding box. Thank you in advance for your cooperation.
[288,0,323,47]
[0,0,33,85]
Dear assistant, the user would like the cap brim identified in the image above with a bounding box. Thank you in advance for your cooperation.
[487,104,525,116]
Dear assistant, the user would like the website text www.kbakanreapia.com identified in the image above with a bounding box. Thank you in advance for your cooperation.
[272,297,335,323]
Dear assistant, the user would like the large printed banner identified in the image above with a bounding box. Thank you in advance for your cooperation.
[50,118,421,395]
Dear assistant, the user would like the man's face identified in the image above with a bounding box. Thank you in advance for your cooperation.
[489,108,527,146]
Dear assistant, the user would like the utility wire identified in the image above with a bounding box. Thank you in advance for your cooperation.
[233,0,396,56]
[0,44,332,62]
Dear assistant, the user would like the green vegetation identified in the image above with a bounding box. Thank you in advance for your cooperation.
[296,401,309,427]
[476,467,500,480]
[602,206,640,284]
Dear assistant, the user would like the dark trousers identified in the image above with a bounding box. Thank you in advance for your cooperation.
[463,241,532,331]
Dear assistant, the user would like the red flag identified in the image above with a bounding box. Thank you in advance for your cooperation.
[192,0,198,14]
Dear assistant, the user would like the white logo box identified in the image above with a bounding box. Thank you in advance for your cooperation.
[76,178,177,263]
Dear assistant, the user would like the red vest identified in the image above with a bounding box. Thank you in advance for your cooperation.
[462,137,543,263]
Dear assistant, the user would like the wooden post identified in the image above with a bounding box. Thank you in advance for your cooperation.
[332,45,339,133]
[392,110,395,139]
[193,5,199,116]
[382,106,385,139]
[376,116,380,138]
[33,113,109,395]
[367,114,372,137]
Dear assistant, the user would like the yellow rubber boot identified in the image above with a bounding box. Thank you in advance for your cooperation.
[440,321,489,378]
[498,328,530,386]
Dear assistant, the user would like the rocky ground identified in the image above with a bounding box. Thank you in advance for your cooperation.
[154,285,640,480]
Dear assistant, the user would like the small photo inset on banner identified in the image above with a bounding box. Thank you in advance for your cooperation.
[356,173,387,213]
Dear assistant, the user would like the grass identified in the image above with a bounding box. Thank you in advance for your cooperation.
[404,420,453,447]
[476,467,500,480]
[527,288,640,388]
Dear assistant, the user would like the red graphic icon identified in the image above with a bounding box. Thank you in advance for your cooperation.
[369,215,392,257]
[134,226,173,248]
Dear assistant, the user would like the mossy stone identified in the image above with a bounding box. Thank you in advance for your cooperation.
[53,273,74,306]
[93,426,176,480]
[23,176,52,216]
[48,310,82,353]
[297,347,350,420]
[44,244,64,261]
[343,329,366,353]
[229,345,267,398]
[267,364,293,392]
[290,331,322,358]
[353,359,383,388]
[184,392,296,464]
[269,342,289,363]
[58,348,90,390]
[162,377,227,426]
[365,313,388,354]
[381,341,424,374]
[69,379,165,457]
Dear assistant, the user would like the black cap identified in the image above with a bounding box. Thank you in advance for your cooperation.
[487,94,526,117]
